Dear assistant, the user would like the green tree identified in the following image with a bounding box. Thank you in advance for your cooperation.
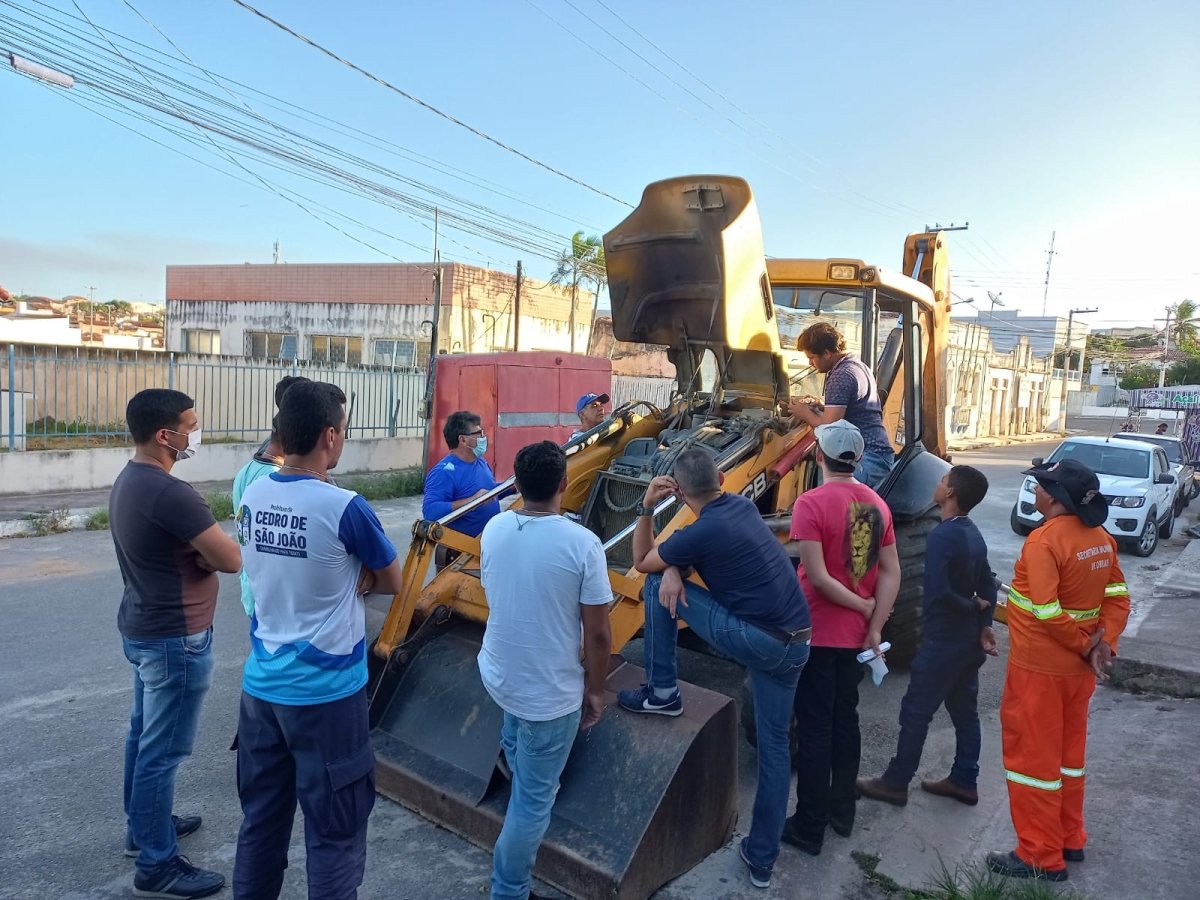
[1166,354,1200,386]
[550,231,605,354]
[1119,365,1160,391]
[1169,299,1198,352]
[105,299,134,314]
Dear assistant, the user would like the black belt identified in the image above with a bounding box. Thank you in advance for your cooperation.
[759,625,812,645]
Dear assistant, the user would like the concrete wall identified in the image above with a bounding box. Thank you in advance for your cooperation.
[0,436,423,497]
[0,315,82,346]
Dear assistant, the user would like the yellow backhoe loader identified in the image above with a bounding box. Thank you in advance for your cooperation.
[367,176,954,899]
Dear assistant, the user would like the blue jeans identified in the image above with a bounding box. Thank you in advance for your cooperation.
[123,628,215,872]
[643,573,809,873]
[492,709,582,900]
[882,639,985,790]
[855,448,895,489]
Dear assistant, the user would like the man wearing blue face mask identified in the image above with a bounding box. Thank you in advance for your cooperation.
[423,410,502,547]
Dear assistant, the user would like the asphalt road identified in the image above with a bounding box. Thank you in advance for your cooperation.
[0,440,1194,900]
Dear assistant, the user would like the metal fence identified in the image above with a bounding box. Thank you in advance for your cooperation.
[1,346,682,451]
[2,344,426,450]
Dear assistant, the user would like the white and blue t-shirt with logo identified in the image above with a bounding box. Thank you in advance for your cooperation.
[236,473,397,706]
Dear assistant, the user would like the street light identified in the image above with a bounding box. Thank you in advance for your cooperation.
[9,54,74,89]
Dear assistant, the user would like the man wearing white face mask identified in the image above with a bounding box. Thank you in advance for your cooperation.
[109,389,242,899]
[423,410,502,548]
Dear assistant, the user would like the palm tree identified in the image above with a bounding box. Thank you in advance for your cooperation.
[1169,299,1198,351]
[550,231,605,353]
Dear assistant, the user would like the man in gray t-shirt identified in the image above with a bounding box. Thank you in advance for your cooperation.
[789,321,895,488]
[110,389,241,899]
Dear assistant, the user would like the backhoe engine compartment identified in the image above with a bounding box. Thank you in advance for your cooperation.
[582,406,786,571]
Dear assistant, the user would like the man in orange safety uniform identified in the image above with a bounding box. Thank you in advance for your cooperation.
[987,458,1130,882]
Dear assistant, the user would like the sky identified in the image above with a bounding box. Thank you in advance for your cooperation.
[2,0,1198,331]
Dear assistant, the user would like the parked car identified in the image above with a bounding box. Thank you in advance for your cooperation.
[1110,432,1197,513]
[1010,436,1177,557]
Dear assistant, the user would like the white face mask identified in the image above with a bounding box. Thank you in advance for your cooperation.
[167,428,203,461]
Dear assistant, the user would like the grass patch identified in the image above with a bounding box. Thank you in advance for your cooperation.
[205,490,235,521]
[341,467,425,501]
[85,508,110,531]
[853,853,1080,900]
[22,506,72,537]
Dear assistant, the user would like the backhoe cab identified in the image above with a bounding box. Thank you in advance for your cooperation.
[366,176,951,899]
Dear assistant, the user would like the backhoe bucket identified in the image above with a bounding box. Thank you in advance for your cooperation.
[369,618,738,900]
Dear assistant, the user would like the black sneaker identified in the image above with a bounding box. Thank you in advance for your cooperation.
[986,850,1068,882]
[132,855,225,899]
[125,816,203,859]
[738,838,771,889]
[780,816,822,856]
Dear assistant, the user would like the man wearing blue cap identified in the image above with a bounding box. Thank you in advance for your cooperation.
[571,392,609,440]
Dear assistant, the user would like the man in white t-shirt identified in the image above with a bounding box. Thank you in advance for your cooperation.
[477,440,613,900]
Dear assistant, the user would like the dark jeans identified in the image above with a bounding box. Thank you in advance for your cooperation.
[883,639,985,790]
[233,688,376,900]
[643,574,809,873]
[123,628,214,873]
[792,646,865,845]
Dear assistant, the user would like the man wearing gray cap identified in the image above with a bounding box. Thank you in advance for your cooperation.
[782,419,901,856]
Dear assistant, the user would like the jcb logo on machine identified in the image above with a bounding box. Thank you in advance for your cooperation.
[740,472,768,501]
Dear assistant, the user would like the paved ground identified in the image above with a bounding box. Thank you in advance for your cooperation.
[2,439,1197,899]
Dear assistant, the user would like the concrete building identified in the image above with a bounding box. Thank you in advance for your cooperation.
[0,302,82,346]
[165,262,593,365]
[957,310,1090,359]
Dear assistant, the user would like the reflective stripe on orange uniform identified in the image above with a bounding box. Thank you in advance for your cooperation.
[1003,514,1130,872]
[1007,515,1130,675]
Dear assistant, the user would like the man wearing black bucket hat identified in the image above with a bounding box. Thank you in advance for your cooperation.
[987,458,1130,883]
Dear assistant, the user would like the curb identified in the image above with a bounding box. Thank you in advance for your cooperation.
[1109,655,1200,698]
[0,506,106,539]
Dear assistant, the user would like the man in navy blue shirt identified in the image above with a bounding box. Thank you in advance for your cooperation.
[620,449,811,891]
[857,465,998,808]
[789,322,895,488]
[423,410,501,538]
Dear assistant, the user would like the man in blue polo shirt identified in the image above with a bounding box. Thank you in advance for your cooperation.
[620,449,812,891]
[233,381,403,899]
[423,409,501,537]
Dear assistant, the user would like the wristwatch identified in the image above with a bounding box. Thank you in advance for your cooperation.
[635,504,656,517]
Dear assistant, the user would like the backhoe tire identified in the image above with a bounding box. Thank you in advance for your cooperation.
[881,511,941,668]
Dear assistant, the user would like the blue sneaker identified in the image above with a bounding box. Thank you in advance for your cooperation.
[739,838,772,889]
[125,815,203,859]
[617,683,683,716]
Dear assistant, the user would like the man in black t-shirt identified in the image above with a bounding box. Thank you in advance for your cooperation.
[620,449,812,891]
[109,389,241,899]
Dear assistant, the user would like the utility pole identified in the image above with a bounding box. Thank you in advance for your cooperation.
[1041,231,1057,317]
[420,210,442,470]
[1059,307,1097,433]
[85,285,97,343]
[513,261,523,352]
[1159,306,1172,388]
[569,278,578,354]
[272,240,280,264]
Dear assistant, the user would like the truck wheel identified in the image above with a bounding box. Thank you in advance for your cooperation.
[881,511,942,667]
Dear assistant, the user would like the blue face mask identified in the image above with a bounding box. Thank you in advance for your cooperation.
[472,435,488,458]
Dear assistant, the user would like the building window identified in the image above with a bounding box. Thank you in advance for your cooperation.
[247,331,297,360]
[372,339,430,368]
[183,329,220,355]
[310,334,363,365]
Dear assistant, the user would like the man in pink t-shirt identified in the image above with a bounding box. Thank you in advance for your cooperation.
[782,420,901,856]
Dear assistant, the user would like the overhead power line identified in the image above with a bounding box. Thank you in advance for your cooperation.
[226,0,632,207]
